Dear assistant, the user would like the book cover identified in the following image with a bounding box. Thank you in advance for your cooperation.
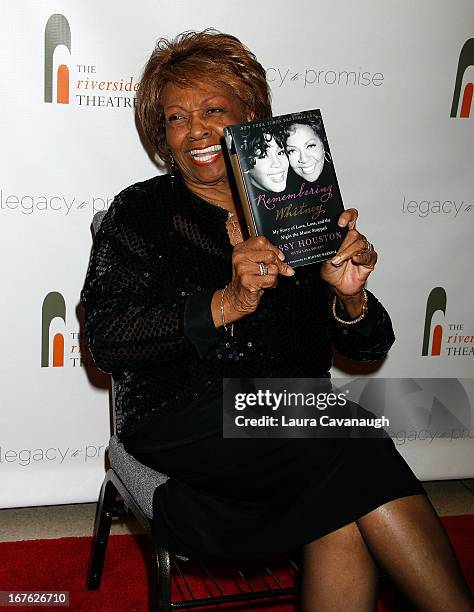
[224,109,348,267]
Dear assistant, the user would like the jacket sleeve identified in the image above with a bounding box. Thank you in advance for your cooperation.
[328,289,395,361]
[80,191,208,373]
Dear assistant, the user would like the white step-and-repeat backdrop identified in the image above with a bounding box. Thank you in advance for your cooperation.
[1,0,473,507]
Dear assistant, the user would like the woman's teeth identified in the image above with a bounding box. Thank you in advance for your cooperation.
[270,172,285,182]
[190,144,221,161]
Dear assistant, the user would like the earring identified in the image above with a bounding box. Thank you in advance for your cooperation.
[169,152,177,185]
[324,150,333,164]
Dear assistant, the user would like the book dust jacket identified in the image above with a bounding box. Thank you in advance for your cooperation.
[224,109,348,267]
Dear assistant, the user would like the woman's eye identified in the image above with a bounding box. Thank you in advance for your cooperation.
[206,107,224,115]
[277,149,286,156]
[286,148,297,155]
[167,114,185,123]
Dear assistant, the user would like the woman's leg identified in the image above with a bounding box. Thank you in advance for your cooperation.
[300,521,378,611]
[357,494,474,612]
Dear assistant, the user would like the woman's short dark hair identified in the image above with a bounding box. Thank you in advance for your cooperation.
[284,117,326,147]
[240,127,286,172]
[136,29,272,163]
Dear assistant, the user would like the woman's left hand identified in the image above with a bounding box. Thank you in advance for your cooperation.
[320,208,377,299]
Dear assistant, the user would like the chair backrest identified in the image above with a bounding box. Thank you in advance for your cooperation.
[90,209,121,437]
[91,210,107,235]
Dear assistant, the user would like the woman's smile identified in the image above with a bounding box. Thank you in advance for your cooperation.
[188,143,222,165]
[298,162,317,175]
[268,170,286,182]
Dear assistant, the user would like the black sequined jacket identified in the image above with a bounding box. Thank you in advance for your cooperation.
[81,174,395,440]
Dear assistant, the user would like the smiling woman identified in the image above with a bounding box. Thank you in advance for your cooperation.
[81,29,474,611]
[162,81,247,188]
[284,118,327,183]
[240,128,289,193]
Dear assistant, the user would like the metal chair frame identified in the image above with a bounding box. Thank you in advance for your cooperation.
[87,465,299,610]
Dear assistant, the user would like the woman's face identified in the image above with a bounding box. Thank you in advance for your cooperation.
[248,136,289,192]
[163,81,247,188]
[285,123,325,182]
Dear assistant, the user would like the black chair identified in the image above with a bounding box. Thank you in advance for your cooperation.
[86,210,298,610]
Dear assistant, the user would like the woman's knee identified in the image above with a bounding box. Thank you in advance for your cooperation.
[304,521,371,560]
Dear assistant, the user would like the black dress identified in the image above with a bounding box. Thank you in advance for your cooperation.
[81,173,424,561]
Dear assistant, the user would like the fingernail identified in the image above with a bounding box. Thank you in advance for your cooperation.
[287,266,295,275]
[331,256,342,265]
[277,251,285,261]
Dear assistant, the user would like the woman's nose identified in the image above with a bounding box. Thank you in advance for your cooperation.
[299,149,309,164]
[189,113,210,139]
[269,152,282,167]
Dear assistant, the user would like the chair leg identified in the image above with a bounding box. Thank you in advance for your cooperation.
[150,542,172,612]
[87,472,118,589]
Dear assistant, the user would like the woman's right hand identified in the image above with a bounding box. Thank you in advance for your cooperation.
[211,236,295,327]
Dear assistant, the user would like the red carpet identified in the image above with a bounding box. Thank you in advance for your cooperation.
[0,515,472,611]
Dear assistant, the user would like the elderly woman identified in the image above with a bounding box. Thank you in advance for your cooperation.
[81,30,473,611]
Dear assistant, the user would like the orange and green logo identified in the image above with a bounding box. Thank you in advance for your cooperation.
[422,287,447,356]
[41,292,66,367]
[450,38,474,118]
[44,14,71,104]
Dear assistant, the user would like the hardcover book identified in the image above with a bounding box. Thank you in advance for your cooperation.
[224,109,347,267]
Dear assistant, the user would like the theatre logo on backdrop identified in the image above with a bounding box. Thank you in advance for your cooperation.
[450,38,474,119]
[422,287,473,358]
[41,291,95,368]
[44,13,139,109]
[399,38,474,217]
[44,14,71,103]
